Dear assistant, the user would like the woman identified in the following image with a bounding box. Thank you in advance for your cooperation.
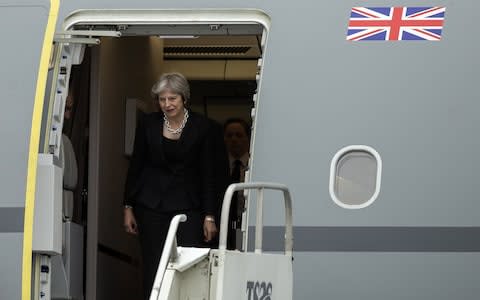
[123,72,218,299]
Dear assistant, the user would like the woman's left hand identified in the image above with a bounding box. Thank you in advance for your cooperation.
[203,216,218,242]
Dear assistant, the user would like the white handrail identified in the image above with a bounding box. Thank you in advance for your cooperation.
[149,214,187,300]
[218,182,293,257]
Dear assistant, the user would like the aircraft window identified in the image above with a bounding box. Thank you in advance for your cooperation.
[329,145,382,209]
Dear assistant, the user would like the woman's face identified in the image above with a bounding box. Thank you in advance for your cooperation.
[158,89,185,119]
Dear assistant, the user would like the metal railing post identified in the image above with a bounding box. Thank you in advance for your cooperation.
[218,182,293,256]
[149,214,187,300]
[255,188,264,254]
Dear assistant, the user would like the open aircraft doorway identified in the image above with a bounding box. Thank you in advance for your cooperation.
[38,9,270,300]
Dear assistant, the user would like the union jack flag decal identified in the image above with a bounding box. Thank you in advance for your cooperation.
[347,6,446,41]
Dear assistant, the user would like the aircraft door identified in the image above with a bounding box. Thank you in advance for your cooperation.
[33,29,119,300]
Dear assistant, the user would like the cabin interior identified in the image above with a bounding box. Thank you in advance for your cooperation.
[38,20,264,300]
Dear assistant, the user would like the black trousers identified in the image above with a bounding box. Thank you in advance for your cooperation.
[135,206,204,300]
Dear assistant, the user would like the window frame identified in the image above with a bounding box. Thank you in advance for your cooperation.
[329,145,382,209]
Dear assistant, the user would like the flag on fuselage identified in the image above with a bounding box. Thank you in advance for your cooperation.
[347,6,446,41]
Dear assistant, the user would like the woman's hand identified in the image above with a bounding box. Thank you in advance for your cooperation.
[124,207,138,235]
[203,215,218,242]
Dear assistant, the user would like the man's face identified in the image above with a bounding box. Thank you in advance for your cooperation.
[224,122,249,159]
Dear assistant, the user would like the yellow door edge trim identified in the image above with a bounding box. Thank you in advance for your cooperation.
[22,1,60,300]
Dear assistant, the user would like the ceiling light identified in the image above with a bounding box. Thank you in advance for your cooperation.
[158,35,199,39]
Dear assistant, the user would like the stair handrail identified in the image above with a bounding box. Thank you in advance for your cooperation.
[149,214,187,300]
[218,182,293,256]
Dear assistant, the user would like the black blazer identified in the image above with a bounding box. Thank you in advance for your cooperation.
[124,111,216,216]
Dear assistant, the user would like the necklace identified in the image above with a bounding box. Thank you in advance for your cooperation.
[164,109,189,134]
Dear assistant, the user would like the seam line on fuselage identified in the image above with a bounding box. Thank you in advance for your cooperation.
[0,207,24,232]
[247,226,480,252]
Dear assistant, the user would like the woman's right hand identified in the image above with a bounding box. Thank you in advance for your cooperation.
[124,207,138,235]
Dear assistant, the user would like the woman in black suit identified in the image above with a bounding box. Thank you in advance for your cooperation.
[123,73,218,299]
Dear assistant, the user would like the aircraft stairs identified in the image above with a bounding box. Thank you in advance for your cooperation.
[149,182,293,300]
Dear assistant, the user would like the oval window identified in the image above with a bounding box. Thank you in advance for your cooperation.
[329,145,382,209]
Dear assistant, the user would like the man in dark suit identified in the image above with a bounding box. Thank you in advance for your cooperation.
[223,118,251,250]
